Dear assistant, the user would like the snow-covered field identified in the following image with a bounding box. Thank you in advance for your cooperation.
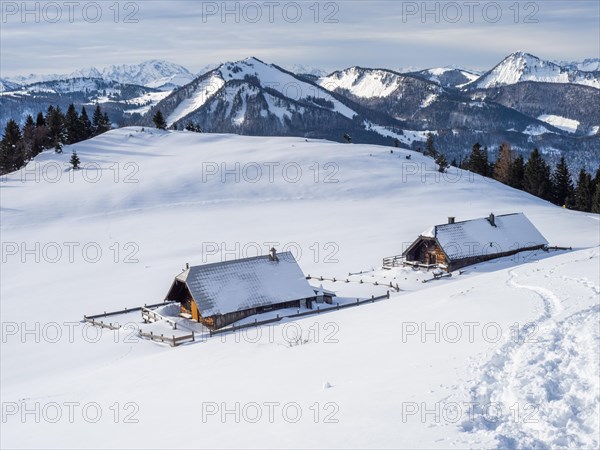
[537,114,580,134]
[1,128,598,449]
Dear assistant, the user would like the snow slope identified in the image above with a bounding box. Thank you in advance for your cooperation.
[1,128,598,449]
[0,78,22,92]
[537,114,581,134]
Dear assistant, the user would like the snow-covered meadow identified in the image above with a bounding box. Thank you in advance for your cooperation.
[1,128,598,448]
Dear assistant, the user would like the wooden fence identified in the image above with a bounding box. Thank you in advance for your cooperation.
[138,330,195,347]
[141,307,178,329]
[83,317,122,330]
[306,275,399,292]
[209,291,390,337]
[84,301,177,321]
[382,255,404,268]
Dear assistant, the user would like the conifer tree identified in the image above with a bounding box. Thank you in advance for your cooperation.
[551,156,573,207]
[467,142,489,176]
[65,103,82,144]
[102,112,111,131]
[35,111,46,127]
[153,109,167,130]
[424,133,438,158]
[435,153,448,173]
[0,120,24,175]
[507,155,525,189]
[574,169,593,212]
[493,142,515,184]
[70,150,81,170]
[79,106,93,140]
[523,148,552,200]
[21,116,37,162]
[92,105,111,135]
[46,106,66,153]
[591,178,600,214]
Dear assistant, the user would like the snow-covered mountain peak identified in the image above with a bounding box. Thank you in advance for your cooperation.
[468,52,600,89]
[318,66,441,99]
[318,67,406,98]
[409,67,480,88]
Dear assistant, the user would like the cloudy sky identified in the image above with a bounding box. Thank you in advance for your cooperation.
[1,0,598,76]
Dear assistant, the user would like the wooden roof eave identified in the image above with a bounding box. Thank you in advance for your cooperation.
[402,234,437,257]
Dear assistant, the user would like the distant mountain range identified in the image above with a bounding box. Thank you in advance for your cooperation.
[1,52,599,172]
[2,60,194,91]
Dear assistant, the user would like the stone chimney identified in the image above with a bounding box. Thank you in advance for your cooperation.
[448,217,455,224]
[269,247,279,262]
[488,213,496,227]
[185,263,189,270]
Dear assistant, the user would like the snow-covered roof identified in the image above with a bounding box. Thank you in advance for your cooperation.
[176,252,315,317]
[414,213,548,260]
[310,284,337,296]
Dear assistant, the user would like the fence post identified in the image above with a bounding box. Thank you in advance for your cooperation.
[337,302,339,310]
[192,331,195,342]
[387,290,390,299]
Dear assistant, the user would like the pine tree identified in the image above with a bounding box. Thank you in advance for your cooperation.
[450,158,457,167]
[102,112,111,131]
[0,120,24,175]
[435,153,448,173]
[467,142,489,176]
[70,150,81,170]
[507,155,525,190]
[551,156,573,207]
[21,116,37,162]
[591,179,600,214]
[65,103,82,144]
[79,106,93,140]
[393,138,400,148]
[35,111,46,127]
[343,133,352,143]
[493,142,515,184]
[574,169,593,212]
[523,148,552,200]
[424,133,438,158]
[593,167,600,187]
[92,104,111,135]
[153,110,167,130]
[46,106,67,153]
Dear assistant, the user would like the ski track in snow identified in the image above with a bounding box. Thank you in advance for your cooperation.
[460,255,600,449]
